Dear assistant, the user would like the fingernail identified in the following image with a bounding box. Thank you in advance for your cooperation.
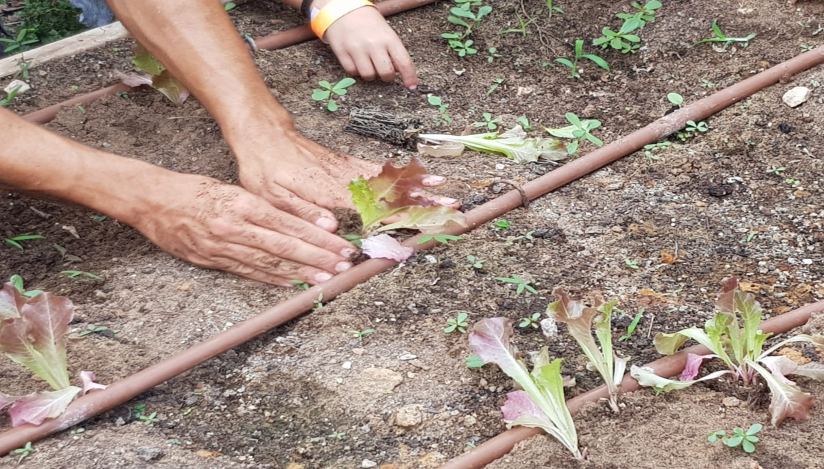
[315,272,333,283]
[316,217,337,232]
[335,262,352,273]
[341,248,357,258]
[425,175,445,185]
[440,197,457,205]
[408,85,417,90]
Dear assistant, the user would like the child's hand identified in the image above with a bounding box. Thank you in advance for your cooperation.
[322,7,418,89]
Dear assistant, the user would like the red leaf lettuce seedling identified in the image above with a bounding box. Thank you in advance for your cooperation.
[631,278,824,426]
[546,290,628,412]
[468,318,582,458]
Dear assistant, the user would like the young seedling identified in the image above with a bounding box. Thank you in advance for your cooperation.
[694,19,756,48]
[700,78,715,88]
[445,312,469,333]
[313,293,324,311]
[0,28,38,53]
[61,270,103,281]
[465,354,485,368]
[801,44,815,52]
[624,258,640,270]
[545,113,604,155]
[350,329,376,341]
[4,234,45,251]
[499,13,536,36]
[517,115,533,131]
[617,1,662,26]
[495,275,537,295]
[328,431,346,440]
[442,3,493,57]
[9,274,44,298]
[492,219,512,231]
[486,47,501,62]
[486,78,505,96]
[466,255,486,269]
[618,310,644,341]
[78,324,117,337]
[784,178,801,188]
[12,441,35,464]
[475,112,502,130]
[311,78,356,112]
[545,0,563,18]
[15,60,32,79]
[224,2,236,10]
[427,95,453,125]
[740,232,756,243]
[677,120,708,140]
[519,312,542,329]
[418,234,463,245]
[291,280,310,290]
[0,87,19,107]
[555,39,610,79]
[709,424,762,453]
[667,92,684,107]
[593,16,643,53]
[133,404,159,425]
[643,141,672,161]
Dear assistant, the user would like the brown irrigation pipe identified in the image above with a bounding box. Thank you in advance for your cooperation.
[1,39,823,460]
[439,299,824,469]
[20,0,438,125]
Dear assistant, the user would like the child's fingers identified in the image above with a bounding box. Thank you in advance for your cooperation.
[388,42,418,90]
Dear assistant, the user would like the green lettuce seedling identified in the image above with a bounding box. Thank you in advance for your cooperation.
[632,278,824,427]
[546,290,627,412]
[469,318,581,458]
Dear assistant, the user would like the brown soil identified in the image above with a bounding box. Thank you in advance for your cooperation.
[2,0,824,468]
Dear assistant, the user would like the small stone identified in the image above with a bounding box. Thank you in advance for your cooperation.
[342,361,352,370]
[196,450,222,458]
[4,80,30,95]
[479,378,488,388]
[356,368,404,394]
[463,415,477,426]
[425,255,437,264]
[495,163,506,170]
[286,464,305,469]
[802,259,813,265]
[782,86,811,107]
[362,459,378,468]
[722,397,741,407]
[135,447,164,462]
[395,404,423,427]
[398,352,417,361]
[352,348,365,355]
[115,417,126,426]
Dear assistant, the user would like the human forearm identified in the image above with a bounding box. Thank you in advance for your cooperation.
[104,0,294,143]
[0,108,171,224]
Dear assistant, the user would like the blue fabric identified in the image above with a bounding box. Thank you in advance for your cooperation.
[67,0,114,28]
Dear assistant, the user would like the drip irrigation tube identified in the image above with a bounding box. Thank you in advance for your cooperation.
[20,0,438,125]
[1,35,823,463]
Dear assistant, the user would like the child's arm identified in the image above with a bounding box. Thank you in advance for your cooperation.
[280,0,418,89]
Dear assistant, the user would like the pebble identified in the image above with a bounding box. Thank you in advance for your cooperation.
[802,259,813,265]
[352,348,365,355]
[495,163,506,170]
[722,397,741,407]
[398,352,417,361]
[362,459,378,468]
[342,361,352,369]
[782,86,811,107]
[4,80,30,95]
[135,447,165,462]
[394,404,423,427]
[425,255,437,264]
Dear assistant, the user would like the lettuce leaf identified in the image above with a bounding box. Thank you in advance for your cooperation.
[6,386,81,427]
[681,353,717,381]
[631,365,730,393]
[80,371,108,395]
[468,318,581,459]
[546,290,625,412]
[0,287,74,390]
[0,282,24,322]
[747,359,814,427]
[348,158,466,235]
[128,44,190,105]
[418,129,567,164]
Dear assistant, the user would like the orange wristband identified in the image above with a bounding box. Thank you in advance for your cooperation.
[310,0,376,40]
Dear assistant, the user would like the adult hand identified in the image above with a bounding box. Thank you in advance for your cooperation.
[130,173,356,286]
[322,6,418,89]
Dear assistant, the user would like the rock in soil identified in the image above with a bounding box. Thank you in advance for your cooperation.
[394,404,423,427]
[782,86,811,107]
[135,447,164,462]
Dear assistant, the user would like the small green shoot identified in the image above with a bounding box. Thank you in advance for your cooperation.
[78,324,117,337]
[9,274,44,298]
[711,424,762,453]
[427,95,453,125]
[677,120,708,140]
[667,93,684,107]
[492,219,511,231]
[466,255,486,269]
[499,13,536,36]
[328,431,346,440]
[224,2,236,10]
[465,354,485,368]
[618,310,644,341]
[624,259,640,270]
[350,329,376,340]
[740,232,756,243]
[617,1,661,26]
[12,441,34,464]
[555,39,610,79]
[486,47,501,62]
[495,275,537,295]
[15,60,32,79]
[517,115,533,131]
[445,312,469,333]
[694,19,756,48]
[182,408,193,416]
[486,78,505,96]
[801,44,815,52]
[519,312,542,329]
[545,0,563,18]
[475,112,502,130]
[784,178,801,188]
[593,16,643,53]
[61,270,102,281]
[291,280,310,290]
[418,234,462,245]
[442,3,492,57]
[0,87,19,107]
[313,293,324,311]
[311,78,356,112]
[4,234,45,251]
[545,113,604,152]
[133,404,159,425]
[643,141,672,161]
[766,165,786,175]
[701,78,715,88]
